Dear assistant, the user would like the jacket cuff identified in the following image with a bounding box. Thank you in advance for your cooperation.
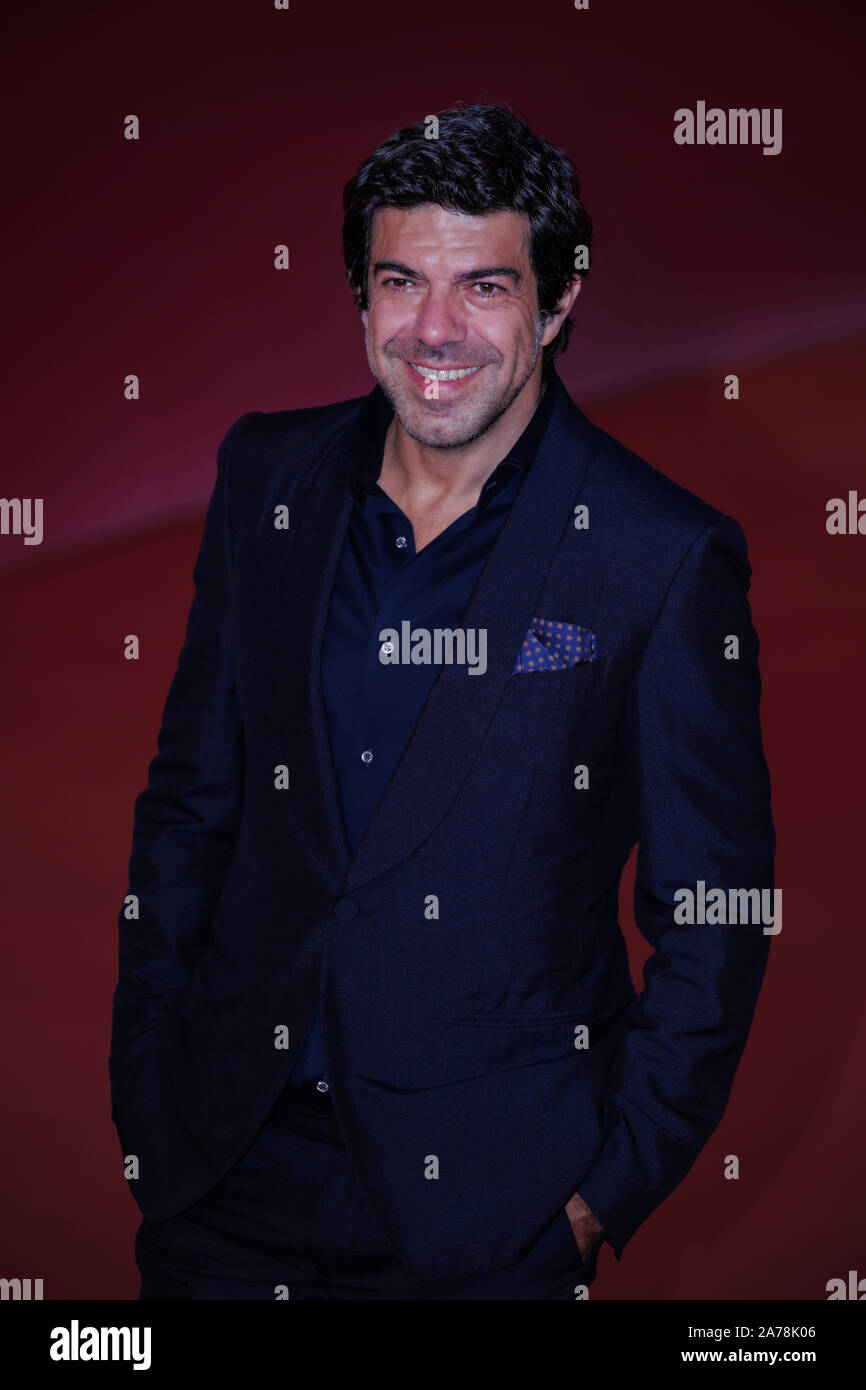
[575,1088,701,1262]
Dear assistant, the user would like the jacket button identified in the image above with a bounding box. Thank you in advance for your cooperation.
[333,897,359,920]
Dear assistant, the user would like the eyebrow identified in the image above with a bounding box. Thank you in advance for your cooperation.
[372,260,522,286]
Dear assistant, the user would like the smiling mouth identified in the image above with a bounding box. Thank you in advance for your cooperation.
[408,363,483,381]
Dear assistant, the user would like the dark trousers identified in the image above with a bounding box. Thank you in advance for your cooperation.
[135,1081,598,1301]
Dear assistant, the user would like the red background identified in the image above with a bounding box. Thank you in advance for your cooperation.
[1,0,864,1299]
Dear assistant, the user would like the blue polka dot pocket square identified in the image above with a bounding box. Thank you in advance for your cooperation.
[511,617,598,674]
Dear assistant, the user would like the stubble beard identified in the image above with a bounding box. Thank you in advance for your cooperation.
[365,323,545,453]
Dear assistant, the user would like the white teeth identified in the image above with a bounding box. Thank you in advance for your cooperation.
[409,363,482,381]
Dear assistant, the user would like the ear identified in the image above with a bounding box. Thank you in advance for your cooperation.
[539,277,582,348]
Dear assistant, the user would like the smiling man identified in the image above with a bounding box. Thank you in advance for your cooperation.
[364,202,567,553]
[110,103,775,1300]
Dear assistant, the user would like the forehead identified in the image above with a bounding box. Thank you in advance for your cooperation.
[369,204,531,267]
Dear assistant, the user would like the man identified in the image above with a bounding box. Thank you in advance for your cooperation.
[109,104,775,1300]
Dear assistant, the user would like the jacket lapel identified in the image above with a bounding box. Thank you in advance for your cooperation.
[262,438,355,896]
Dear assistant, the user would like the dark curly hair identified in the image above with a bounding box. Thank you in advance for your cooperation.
[342,103,593,365]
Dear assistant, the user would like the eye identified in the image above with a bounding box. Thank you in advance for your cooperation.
[382,277,412,290]
[473,282,504,299]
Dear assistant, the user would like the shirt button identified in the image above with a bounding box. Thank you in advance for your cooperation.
[380,640,394,656]
[316,1078,329,1093]
[361,749,373,764]
[333,897,359,920]
[395,535,407,549]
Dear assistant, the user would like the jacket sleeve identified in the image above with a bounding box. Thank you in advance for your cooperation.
[575,512,775,1258]
[108,411,259,1114]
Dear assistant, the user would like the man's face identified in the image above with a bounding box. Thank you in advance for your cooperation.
[361,204,561,450]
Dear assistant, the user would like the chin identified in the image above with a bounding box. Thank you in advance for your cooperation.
[396,404,493,451]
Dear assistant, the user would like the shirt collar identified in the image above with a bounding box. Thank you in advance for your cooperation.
[348,364,559,505]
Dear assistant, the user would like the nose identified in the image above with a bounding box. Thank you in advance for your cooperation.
[410,286,469,351]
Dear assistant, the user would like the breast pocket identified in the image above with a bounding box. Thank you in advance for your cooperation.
[497,660,600,751]
[493,662,624,876]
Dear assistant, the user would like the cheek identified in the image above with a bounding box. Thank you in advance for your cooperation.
[368,304,413,346]
[480,304,539,356]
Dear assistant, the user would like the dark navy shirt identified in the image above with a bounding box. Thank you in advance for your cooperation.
[288,368,557,1085]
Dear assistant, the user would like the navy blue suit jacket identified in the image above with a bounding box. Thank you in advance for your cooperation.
[109,368,774,1278]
